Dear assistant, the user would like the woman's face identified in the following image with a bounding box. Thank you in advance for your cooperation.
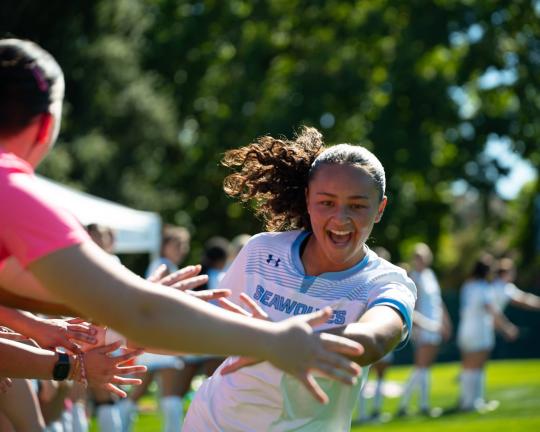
[164,239,189,265]
[413,254,427,271]
[305,163,387,272]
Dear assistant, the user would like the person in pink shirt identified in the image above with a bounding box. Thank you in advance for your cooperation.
[0,38,363,406]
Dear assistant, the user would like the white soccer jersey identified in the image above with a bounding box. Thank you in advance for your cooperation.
[184,231,416,432]
[410,268,442,323]
[457,280,496,352]
[410,268,443,344]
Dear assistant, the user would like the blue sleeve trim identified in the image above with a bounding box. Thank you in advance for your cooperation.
[368,297,412,350]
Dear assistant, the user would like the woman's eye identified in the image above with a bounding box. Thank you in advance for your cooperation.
[320,201,333,206]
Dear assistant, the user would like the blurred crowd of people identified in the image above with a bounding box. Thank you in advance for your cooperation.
[354,244,540,425]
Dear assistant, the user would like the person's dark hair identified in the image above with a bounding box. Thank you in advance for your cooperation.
[222,126,385,232]
[471,254,494,280]
[0,39,64,135]
[201,236,230,269]
[196,236,230,291]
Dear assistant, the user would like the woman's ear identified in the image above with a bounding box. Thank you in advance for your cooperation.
[375,196,388,223]
[36,113,54,146]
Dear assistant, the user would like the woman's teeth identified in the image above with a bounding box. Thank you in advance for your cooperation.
[328,230,352,244]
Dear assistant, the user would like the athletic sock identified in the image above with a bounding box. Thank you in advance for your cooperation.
[419,368,430,410]
[71,401,88,432]
[97,404,122,432]
[118,398,137,432]
[460,369,476,410]
[373,378,384,413]
[356,385,369,420]
[473,368,485,407]
[61,408,74,432]
[161,395,183,432]
[399,368,420,410]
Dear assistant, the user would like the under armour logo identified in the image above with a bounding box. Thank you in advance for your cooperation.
[266,254,280,267]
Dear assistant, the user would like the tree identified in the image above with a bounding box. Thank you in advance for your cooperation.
[3,0,538,279]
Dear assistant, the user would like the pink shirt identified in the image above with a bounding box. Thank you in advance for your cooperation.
[0,149,89,268]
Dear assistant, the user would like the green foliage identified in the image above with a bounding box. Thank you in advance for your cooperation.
[1,0,538,277]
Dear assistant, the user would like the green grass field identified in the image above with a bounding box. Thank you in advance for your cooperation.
[90,359,540,431]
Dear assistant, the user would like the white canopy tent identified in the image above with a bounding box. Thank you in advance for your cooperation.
[34,175,162,260]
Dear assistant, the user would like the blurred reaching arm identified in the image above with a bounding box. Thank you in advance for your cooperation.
[28,241,362,403]
[485,303,519,341]
[0,307,96,352]
[0,287,78,316]
[509,289,540,311]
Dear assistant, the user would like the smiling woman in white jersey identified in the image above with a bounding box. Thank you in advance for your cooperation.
[183,127,417,431]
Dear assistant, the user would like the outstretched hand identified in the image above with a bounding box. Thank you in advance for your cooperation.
[83,341,148,398]
[149,264,231,301]
[27,317,97,353]
[222,307,363,404]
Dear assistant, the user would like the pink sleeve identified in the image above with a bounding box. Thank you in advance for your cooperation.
[0,171,89,268]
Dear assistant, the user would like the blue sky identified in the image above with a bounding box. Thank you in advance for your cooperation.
[485,137,537,199]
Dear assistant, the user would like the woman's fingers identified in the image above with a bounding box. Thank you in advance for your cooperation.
[0,330,28,341]
[159,265,202,286]
[68,330,97,345]
[299,307,333,328]
[218,298,251,316]
[95,341,123,354]
[310,362,359,386]
[314,336,362,378]
[297,372,328,405]
[220,357,261,375]
[218,293,270,320]
[111,349,144,364]
[147,264,168,283]
[319,333,364,357]
[239,293,269,320]
[171,275,208,291]
[116,364,147,374]
[67,323,95,334]
[67,322,98,345]
[61,340,81,354]
[187,289,231,301]
[102,383,127,398]
[111,376,143,385]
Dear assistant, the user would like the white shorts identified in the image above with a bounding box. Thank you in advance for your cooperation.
[136,353,184,372]
[457,331,494,353]
[412,328,442,346]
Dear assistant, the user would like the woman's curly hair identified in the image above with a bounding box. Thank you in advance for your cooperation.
[222,126,324,231]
